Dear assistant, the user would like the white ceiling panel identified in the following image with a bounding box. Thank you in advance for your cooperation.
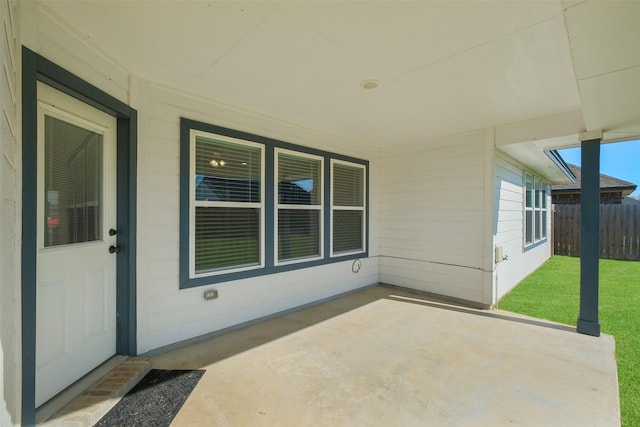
[565,0,640,80]
[292,1,561,78]
[45,1,278,76]
[355,112,467,148]
[394,16,581,130]
[579,66,640,136]
[198,9,375,113]
[37,0,640,151]
[287,87,463,148]
[565,0,640,139]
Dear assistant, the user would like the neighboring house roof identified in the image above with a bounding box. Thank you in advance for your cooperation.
[552,164,637,196]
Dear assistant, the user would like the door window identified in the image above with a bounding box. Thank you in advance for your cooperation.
[44,116,103,247]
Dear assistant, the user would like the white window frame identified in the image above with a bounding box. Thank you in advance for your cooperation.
[535,177,547,241]
[180,118,369,288]
[189,129,265,278]
[330,159,366,257]
[524,172,549,249]
[274,148,324,266]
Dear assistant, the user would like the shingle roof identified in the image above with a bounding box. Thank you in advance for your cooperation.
[552,164,637,194]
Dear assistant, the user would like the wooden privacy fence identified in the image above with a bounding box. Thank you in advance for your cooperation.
[554,204,640,261]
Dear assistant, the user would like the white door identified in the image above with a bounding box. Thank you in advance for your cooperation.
[35,82,118,407]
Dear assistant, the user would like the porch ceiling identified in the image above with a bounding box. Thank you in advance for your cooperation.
[42,0,640,149]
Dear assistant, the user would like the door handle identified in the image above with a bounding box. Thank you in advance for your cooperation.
[109,228,117,236]
[108,245,120,254]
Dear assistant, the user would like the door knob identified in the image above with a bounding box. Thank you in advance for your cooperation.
[108,245,120,254]
[109,228,117,236]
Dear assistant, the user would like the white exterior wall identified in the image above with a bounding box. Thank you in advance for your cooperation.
[493,151,552,300]
[134,82,379,353]
[378,131,494,305]
[5,4,562,419]
[1,0,20,424]
[20,2,380,358]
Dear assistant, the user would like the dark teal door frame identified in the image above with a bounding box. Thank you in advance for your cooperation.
[577,137,601,337]
[21,46,137,426]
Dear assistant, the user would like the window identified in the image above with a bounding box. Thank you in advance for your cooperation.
[524,172,548,248]
[525,173,534,245]
[180,118,368,288]
[331,160,366,256]
[190,131,264,277]
[276,149,323,264]
[539,178,547,240]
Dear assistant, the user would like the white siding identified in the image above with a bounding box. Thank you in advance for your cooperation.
[135,83,379,353]
[494,151,551,299]
[1,0,19,424]
[15,0,560,378]
[378,131,493,304]
[20,2,380,356]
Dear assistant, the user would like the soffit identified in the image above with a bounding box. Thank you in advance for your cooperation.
[498,135,577,184]
[38,1,638,151]
[564,0,640,143]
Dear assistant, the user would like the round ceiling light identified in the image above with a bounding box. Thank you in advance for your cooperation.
[361,79,380,90]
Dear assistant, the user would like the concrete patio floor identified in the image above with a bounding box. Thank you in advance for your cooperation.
[151,285,619,427]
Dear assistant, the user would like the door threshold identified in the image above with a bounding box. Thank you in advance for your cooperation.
[36,356,152,425]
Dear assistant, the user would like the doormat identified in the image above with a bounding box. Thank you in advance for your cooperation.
[94,369,205,427]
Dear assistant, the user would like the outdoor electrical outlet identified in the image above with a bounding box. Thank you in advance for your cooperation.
[203,289,218,301]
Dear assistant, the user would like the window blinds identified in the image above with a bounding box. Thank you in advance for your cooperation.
[44,115,103,247]
[194,136,262,273]
[277,151,322,262]
[332,163,364,254]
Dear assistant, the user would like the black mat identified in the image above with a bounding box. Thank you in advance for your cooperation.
[94,369,205,427]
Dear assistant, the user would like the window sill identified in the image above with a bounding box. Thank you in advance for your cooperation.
[523,238,548,253]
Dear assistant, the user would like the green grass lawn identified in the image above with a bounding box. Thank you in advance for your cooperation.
[499,256,640,426]
[195,237,260,272]
[195,234,318,272]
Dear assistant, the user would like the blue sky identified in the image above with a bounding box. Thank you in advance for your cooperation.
[557,139,640,197]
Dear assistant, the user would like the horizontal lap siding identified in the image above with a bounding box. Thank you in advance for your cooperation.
[494,156,523,253]
[25,4,381,356]
[378,132,489,303]
[1,0,19,424]
[494,152,551,299]
[137,84,379,353]
[145,263,378,351]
